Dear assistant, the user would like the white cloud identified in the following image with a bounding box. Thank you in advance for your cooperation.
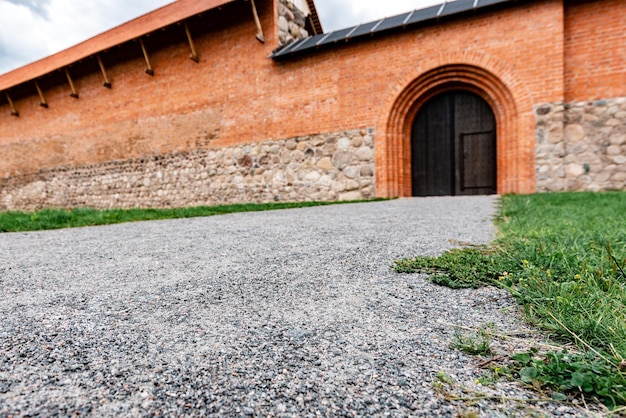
[0,0,172,74]
[0,2,49,71]
[4,0,51,17]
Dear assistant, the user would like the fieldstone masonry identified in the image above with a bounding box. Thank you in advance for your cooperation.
[277,0,310,47]
[535,97,626,192]
[0,129,375,211]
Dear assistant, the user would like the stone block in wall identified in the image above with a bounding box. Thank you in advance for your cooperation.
[534,102,566,192]
[0,129,376,212]
[277,0,311,47]
[534,97,626,192]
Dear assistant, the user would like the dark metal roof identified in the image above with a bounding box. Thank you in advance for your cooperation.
[271,0,514,60]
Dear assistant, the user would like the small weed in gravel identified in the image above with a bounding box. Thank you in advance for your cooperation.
[451,323,495,356]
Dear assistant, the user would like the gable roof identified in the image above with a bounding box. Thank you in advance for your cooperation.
[0,0,241,92]
[306,0,323,34]
[272,0,513,60]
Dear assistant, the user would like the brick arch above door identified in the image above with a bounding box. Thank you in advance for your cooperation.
[375,51,536,197]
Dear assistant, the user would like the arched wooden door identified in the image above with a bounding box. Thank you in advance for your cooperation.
[411,91,496,196]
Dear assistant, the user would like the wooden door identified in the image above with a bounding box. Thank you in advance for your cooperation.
[411,91,496,196]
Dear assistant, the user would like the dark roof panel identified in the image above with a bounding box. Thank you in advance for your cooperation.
[405,5,441,25]
[271,0,516,60]
[477,0,512,6]
[291,35,320,51]
[346,21,383,38]
[440,0,476,17]
[318,27,357,45]
[275,38,304,55]
[376,12,413,32]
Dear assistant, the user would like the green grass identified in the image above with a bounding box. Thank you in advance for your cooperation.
[394,191,626,409]
[0,199,384,232]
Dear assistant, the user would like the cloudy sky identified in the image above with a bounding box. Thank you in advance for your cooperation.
[0,0,448,75]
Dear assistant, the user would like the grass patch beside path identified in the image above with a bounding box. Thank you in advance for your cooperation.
[0,199,384,233]
[395,191,626,409]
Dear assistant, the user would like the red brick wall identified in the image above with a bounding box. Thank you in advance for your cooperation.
[1,0,619,200]
[565,0,626,102]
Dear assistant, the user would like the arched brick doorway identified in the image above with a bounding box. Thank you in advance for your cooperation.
[412,91,496,196]
[381,63,529,197]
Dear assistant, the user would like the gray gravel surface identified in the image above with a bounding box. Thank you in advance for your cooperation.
[0,197,587,416]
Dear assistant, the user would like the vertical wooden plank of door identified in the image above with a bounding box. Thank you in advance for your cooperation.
[412,108,429,196]
[411,93,457,196]
[426,94,454,195]
[454,93,496,195]
[455,93,477,195]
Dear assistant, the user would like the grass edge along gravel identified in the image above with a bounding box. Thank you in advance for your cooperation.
[0,199,387,233]
[394,191,626,411]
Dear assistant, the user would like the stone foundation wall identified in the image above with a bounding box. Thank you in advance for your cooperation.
[0,129,375,211]
[535,97,626,192]
[277,0,310,47]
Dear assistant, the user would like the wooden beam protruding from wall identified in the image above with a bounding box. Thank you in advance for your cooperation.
[65,69,79,98]
[139,38,154,76]
[249,0,265,43]
[307,15,319,35]
[5,92,19,117]
[35,81,48,108]
[184,22,199,63]
[97,54,112,88]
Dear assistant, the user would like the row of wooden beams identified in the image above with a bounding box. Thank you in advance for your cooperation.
[2,11,268,117]
[5,59,110,116]
[137,22,203,74]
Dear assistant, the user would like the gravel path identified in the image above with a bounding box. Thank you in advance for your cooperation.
[0,197,585,416]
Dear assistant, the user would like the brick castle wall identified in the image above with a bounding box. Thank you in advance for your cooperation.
[0,0,565,193]
[0,0,624,211]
